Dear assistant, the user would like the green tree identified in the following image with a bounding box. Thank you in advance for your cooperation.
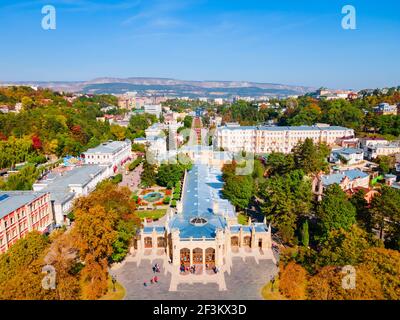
[265,152,295,176]
[140,161,157,188]
[317,184,356,237]
[301,221,310,247]
[259,170,312,245]
[376,155,396,174]
[156,164,185,189]
[369,186,400,249]
[315,225,376,268]
[126,114,157,139]
[222,175,254,210]
[350,189,373,232]
[293,138,330,175]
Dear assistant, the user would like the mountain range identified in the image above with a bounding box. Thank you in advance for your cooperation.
[1,77,316,98]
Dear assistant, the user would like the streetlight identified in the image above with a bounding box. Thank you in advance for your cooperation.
[111,275,117,292]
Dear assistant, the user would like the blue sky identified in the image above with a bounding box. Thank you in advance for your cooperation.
[0,0,399,89]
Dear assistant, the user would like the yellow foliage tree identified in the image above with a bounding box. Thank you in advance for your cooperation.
[73,205,117,262]
[279,261,307,300]
[307,265,384,300]
[359,247,400,299]
[80,256,109,300]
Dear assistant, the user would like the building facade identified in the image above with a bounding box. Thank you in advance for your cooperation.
[33,165,110,226]
[82,139,132,170]
[330,148,364,165]
[144,104,162,118]
[313,169,370,201]
[365,143,400,160]
[373,103,398,116]
[135,163,274,291]
[0,192,53,253]
[214,124,354,154]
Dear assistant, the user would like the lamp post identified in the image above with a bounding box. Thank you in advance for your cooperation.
[270,275,275,293]
[111,275,117,292]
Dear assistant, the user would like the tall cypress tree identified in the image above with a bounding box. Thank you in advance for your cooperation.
[301,220,310,247]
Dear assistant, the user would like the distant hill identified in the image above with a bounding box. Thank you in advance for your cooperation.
[1,77,316,98]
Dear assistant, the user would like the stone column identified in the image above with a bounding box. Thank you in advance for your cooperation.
[152,229,157,250]
[215,229,224,267]
[171,229,180,266]
[202,237,206,273]
[139,230,144,253]
[251,225,256,250]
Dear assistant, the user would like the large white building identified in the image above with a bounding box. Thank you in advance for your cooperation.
[82,140,132,170]
[365,143,400,160]
[144,104,162,118]
[33,165,110,226]
[330,148,364,165]
[145,123,164,138]
[213,124,354,154]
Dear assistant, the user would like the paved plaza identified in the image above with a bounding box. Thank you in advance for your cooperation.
[111,256,278,300]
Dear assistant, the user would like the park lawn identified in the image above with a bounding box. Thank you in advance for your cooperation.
[237,213,248,225]
[136,209,167,220]
[99,277,126,300]
[261,278,287,300]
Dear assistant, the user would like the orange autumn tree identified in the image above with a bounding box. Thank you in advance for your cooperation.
[44,231,81,300]
[0,230,84,300]
[80,256,109,300]
[73,205,118,299]
[74,181,138,221]
[307,265,384,300]
[359,247,400,300]
[279,261,307,300]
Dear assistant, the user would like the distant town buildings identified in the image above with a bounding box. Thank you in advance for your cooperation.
[214,98,224,105]
[214,124,354,154]
[313,169,370,201]
[373,103,398,116]
[117,92,136,110]
[311,88,358,100]
[365,143,400,160]
[144,104,162,118]
[0,192,53,253]
[330,148,364,165]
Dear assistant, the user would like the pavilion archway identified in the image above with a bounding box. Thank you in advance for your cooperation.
[180,248,190,267]
[157,236,166,248]
[205,247,215,270]
[192,248,203,264]
[243,236,251,247]
[144,237,152,248]
[231,236,239,247]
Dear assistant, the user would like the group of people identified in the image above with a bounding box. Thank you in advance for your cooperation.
[143,263,161,287]
[179,264,220,274]
[152,263,161,273]
[180,264,198,274]
[180,264,195,273]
